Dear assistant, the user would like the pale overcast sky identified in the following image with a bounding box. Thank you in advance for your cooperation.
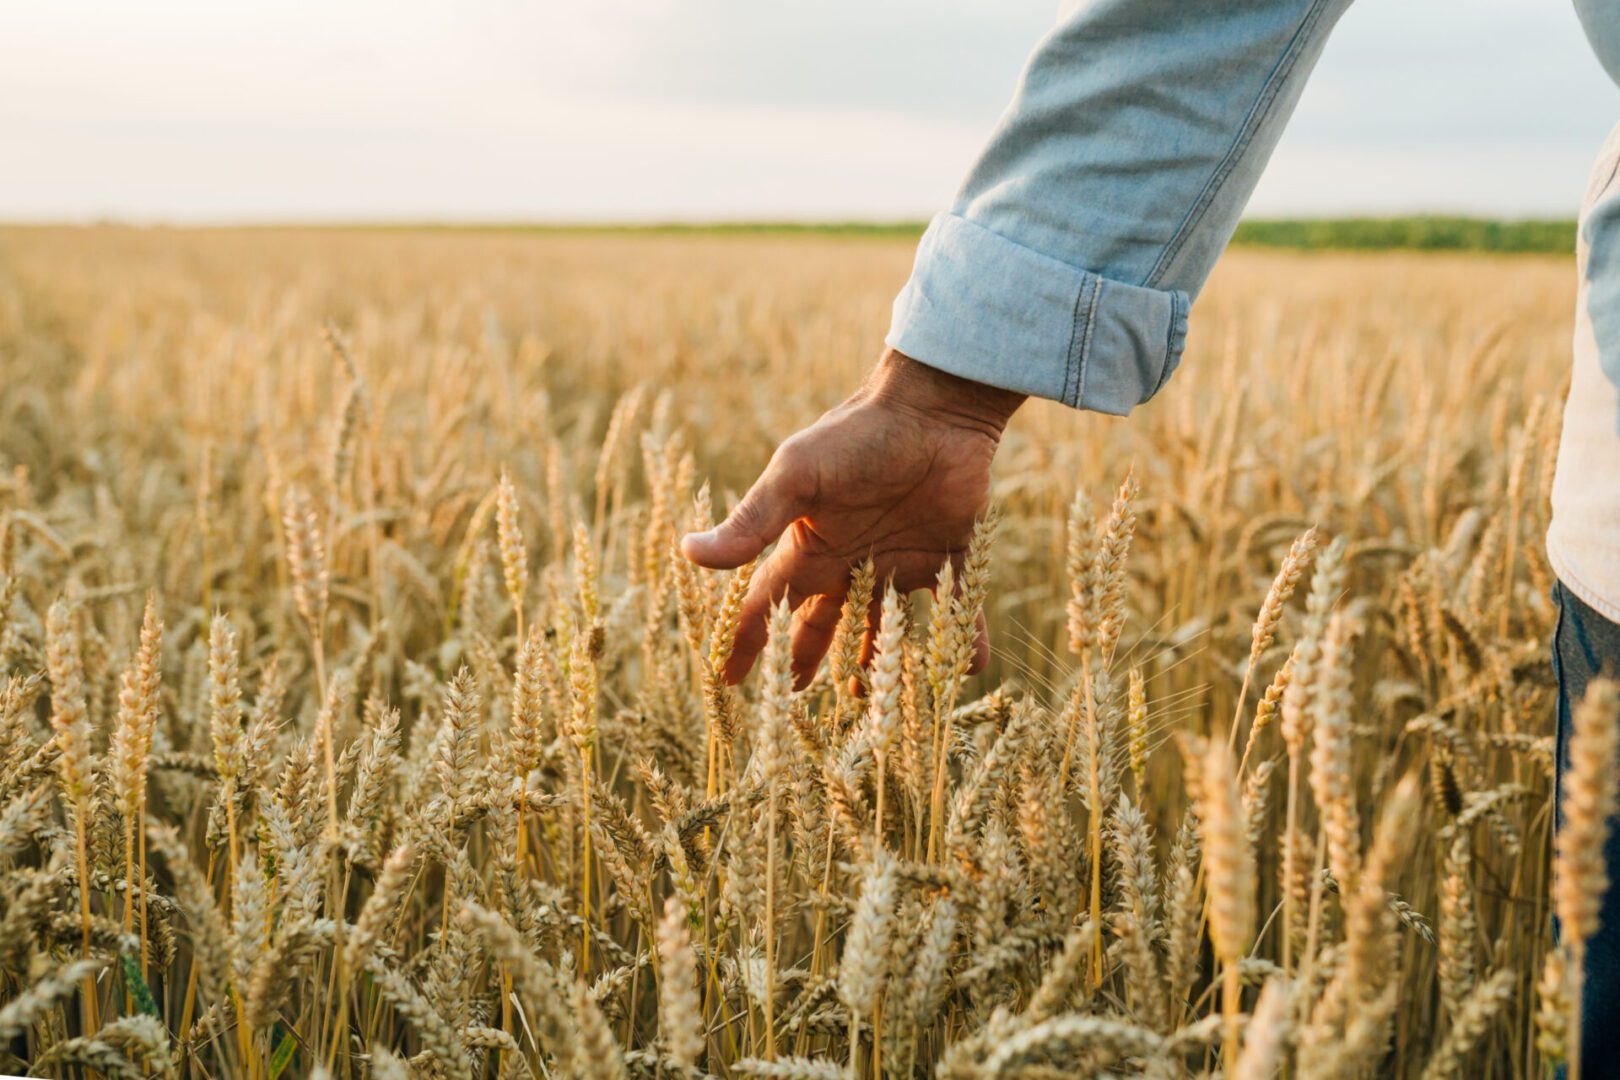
[3,0,1617,223]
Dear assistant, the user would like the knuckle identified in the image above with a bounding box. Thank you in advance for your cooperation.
[728,493,768,534]
[770,435,818,494]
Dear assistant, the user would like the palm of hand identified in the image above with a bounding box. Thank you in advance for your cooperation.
[684,382,1003,687]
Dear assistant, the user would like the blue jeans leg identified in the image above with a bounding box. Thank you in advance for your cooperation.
[1554,578,1620,1076]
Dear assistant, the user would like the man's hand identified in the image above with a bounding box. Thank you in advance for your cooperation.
[680,349,1024,687]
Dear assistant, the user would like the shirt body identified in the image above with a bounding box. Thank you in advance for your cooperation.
[1549,118,1620,621]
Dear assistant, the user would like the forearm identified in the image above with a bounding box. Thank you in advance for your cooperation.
[889,0,1355,415]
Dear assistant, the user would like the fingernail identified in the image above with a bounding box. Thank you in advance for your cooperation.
[683,530,714,546]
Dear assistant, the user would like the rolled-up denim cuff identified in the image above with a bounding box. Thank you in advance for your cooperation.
[885,212,1189,416]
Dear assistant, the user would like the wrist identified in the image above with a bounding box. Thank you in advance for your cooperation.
[863,348,1025,439]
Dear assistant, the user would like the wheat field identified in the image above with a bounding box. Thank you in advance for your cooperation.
[0,225,1609,1079]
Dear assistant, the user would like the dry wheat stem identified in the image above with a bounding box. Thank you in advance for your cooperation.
[0,236,1581,1080]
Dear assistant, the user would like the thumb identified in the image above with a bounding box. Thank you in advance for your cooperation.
[681,447,811,569]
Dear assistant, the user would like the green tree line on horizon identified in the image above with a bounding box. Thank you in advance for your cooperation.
[7,215,1581,253]
[519,215,1578,253]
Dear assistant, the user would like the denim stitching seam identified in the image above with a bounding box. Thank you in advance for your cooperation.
[1150,290,1188,399]
[1063,274,1090,407]
[1075,276,1103,407]
[1144,0,1335,290]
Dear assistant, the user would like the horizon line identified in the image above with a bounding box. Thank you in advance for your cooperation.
[0,212,1581,231]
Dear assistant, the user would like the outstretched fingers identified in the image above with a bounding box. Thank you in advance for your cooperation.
[720,535,846,684]
[789,594,845,691]
[721,567,795,684]
[714,538,994,686]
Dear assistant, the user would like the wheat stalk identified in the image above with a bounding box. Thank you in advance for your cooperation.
[1190,733,1254,1072]
[1553,677,1620,1080]
[0,238,1584,1080]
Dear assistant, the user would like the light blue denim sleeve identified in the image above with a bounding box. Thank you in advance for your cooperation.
[1575,0,1620,87]
[887,0,1355,415]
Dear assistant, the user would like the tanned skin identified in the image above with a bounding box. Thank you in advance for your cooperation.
[680,348,1025,688]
